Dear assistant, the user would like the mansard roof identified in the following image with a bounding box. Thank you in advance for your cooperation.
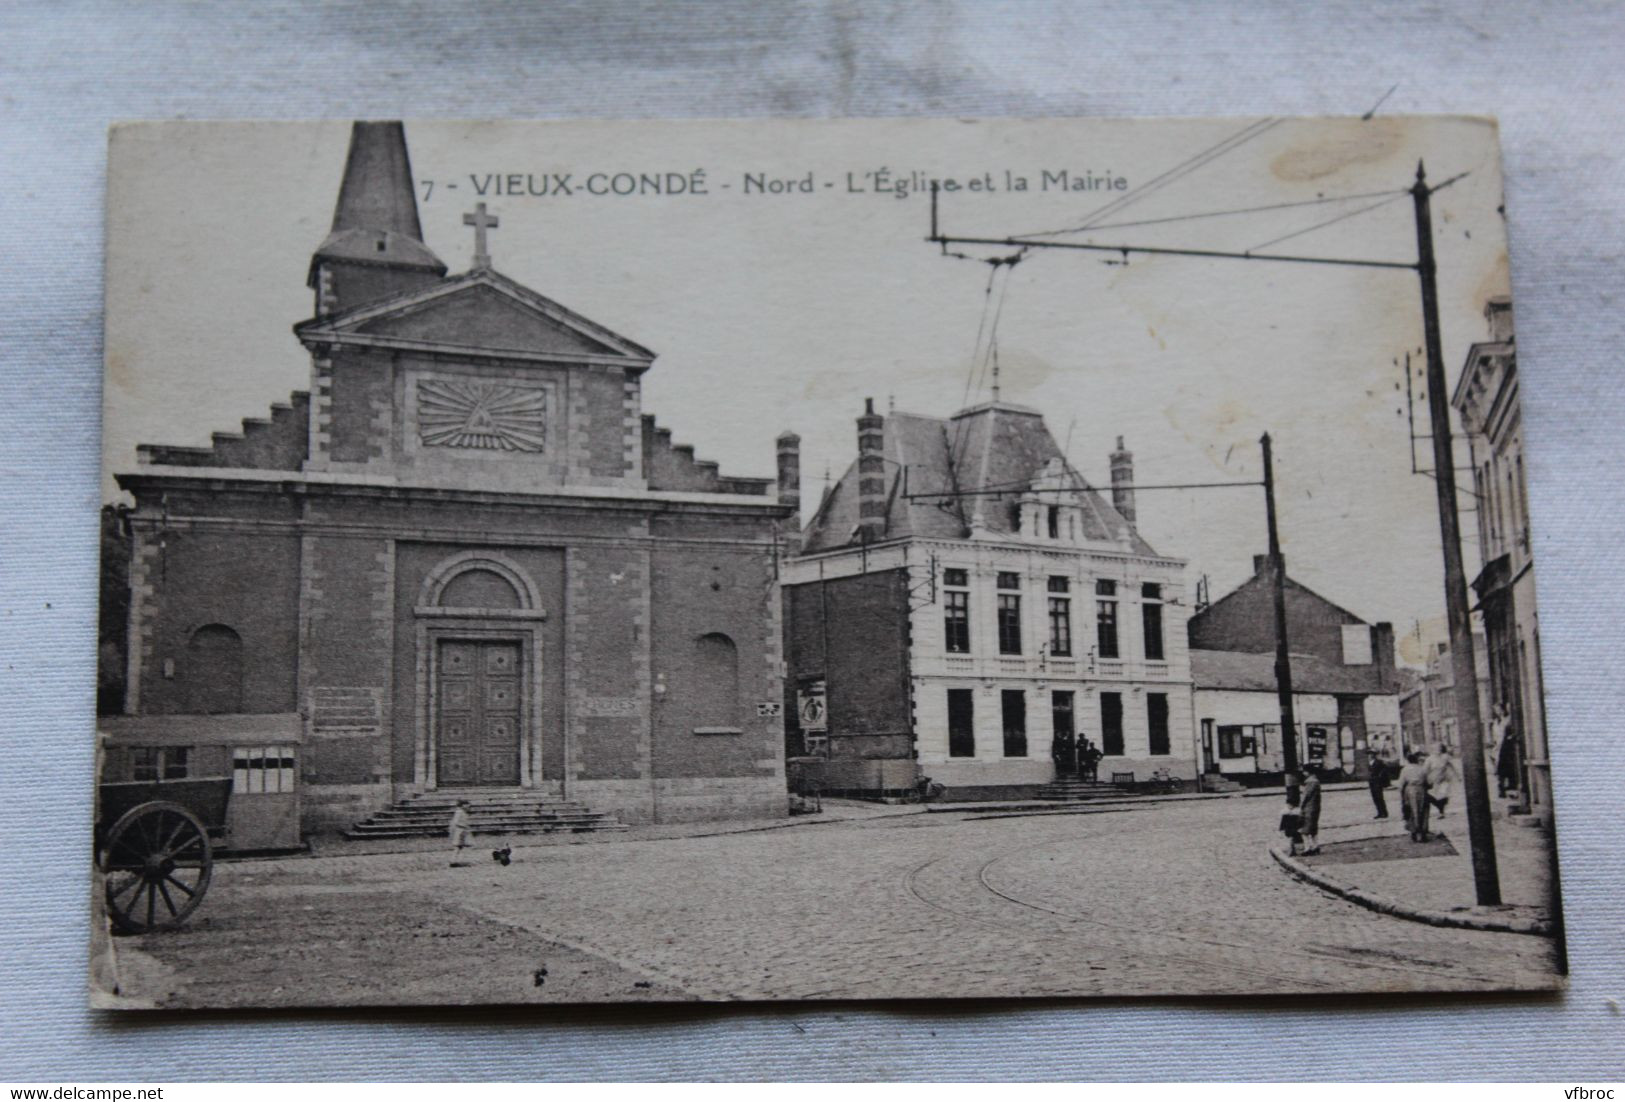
[800,401,1155,556]
[294,266,658,369]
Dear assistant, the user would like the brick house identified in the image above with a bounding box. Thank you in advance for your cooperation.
[1187,557,1400,782]
[103,122,795,838]
[780,398,1194,801]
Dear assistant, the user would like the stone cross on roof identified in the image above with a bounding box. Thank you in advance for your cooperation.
[463,202,499,269]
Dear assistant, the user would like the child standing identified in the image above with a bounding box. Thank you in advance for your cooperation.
[1279,798,1303,856]
[448,800,473,858]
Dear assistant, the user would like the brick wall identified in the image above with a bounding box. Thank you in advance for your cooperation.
[321,261,440,317]
[649,542,782,778]
[783,568,913,755]
[326,346,394,466]
[1188,569,1394,694]
[127,504,301,716]
[567,540,650,787]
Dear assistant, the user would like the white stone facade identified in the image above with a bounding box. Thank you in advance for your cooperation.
[784,533,1195,791]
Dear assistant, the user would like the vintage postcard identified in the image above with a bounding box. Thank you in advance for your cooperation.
[96,117,1561,1007]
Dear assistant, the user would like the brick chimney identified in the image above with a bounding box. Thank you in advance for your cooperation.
[776,431,802,555]
[1109,435,1136,527]
[857,398,887,544]
[1372,621,1397,690]
[1253,553,1268,575]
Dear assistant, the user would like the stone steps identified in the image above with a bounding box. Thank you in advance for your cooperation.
[1036,779,1130,802]
[345,789,627,839]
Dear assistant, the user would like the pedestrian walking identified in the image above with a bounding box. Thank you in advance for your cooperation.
[1298,770,1323,854]
[1367,752,1392,820]
[448,799,473,857]
[1425,743,1459,819]
[1399,751,1431,842]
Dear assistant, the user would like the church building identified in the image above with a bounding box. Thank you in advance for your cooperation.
[103,122,796,839]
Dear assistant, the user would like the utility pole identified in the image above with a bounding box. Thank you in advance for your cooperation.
[1261,432,1300,801]
[1412,161,1500,904]
[927,155,1502,896]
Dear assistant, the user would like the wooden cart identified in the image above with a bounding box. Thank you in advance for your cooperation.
[96,777,233,934]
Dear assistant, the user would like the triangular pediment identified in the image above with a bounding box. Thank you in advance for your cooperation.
[296,269,656,364]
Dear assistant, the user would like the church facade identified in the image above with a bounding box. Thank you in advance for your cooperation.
[106,122,796,835]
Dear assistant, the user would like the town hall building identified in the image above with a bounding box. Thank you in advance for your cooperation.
[101,122,796,840]
[780,397,1195,801]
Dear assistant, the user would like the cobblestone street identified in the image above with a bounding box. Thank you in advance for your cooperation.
[108,788,1562,1007]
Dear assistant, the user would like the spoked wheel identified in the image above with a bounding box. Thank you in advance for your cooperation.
[98,801,213,934]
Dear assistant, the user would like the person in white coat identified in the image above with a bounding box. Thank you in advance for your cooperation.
[1425,744,1460,819]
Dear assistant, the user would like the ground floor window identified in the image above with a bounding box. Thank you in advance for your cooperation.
[947,689,975,757]
[1001,689,1027,757]
[233,745,297,793]
[1218,725,1253,759]
[1147,692,1170,755]
[132,746,190,781]
[1100,692,1124,756]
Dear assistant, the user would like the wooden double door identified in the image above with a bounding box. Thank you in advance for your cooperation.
[436,638,523,786]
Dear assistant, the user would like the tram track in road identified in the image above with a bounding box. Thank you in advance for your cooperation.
[903,848,1342,993]
[975,847,1507,991]
[901,812,1508,993]
[898,808,1353,993]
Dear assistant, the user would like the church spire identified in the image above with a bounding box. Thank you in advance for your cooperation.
[308,121,446,316]
[330,121,425,240]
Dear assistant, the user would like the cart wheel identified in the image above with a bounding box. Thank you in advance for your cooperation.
[98,801,213,934]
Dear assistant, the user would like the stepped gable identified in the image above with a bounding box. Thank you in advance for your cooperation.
[801,402,1152,554]
[135,391,310,470]
[641,415,773,496]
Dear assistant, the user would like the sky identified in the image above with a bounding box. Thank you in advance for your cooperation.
[104,117,1512,666]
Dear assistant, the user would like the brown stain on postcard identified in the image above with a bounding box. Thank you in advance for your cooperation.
[1271,120,1405,181]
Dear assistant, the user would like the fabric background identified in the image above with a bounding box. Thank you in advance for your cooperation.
[1,0,1621,1081]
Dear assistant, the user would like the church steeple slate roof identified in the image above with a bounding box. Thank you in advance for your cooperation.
[331,121,424,239]
[310,122,445,292]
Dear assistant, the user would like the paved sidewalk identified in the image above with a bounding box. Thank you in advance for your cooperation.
[933,780,1368,817]
[1271,793,1559,936]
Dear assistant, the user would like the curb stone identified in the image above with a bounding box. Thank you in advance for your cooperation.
[1268,843,1553,937]
[928,780,1368,817]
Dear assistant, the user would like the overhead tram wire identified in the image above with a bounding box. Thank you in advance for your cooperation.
[1032,187,1408,236]
[1018,117,1283,240]
[949,251,1026,468]
[947,262,1003,469]
[1245,190,1412,253]
[1044,116,1280,235]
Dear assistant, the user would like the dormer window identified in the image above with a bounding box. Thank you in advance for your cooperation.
[1047,505,1060,539]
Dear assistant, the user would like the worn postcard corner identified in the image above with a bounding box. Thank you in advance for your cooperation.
[94,116,1560,1007]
